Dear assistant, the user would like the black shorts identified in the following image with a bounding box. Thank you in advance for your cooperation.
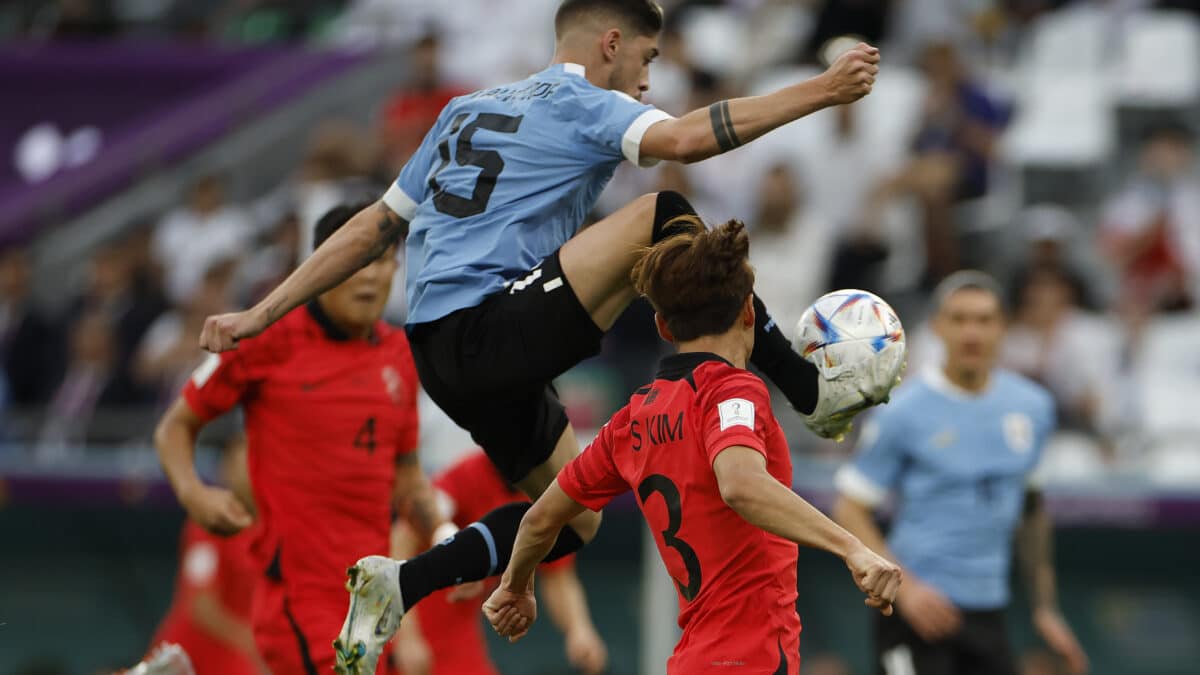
[407,250,604,484]
[875,607,1015,675]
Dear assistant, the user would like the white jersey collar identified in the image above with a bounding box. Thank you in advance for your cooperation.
[561,62,586,77]
[923,365,992,400]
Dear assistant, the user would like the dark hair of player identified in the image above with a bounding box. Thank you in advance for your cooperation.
[631,217,755,342]
[932,269,1007,315]
[554,0,664,38]
[314,201,374,249]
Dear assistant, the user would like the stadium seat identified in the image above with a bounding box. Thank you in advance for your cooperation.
[1039,432,1109,484]
[1002,72,1116,169]
[1113,11,1200,108]
[1144,439,1200,487]
[1025,5,1113,74]
[1133,314,1200,437]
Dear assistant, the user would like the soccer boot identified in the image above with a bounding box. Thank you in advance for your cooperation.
[333,556,405,674]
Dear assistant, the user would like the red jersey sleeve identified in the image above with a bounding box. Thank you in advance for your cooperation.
[181,352,249,421]
[394,336,421,456]
[557,413,629,512]
[700,373,773,466]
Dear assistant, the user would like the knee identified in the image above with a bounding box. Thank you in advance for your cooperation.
[648,191,703,243]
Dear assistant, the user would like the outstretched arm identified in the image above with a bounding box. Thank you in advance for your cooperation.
[1017,490,1089,674]
[712,446,901,614]
[484,481,586,642]
[640,43,879,164]
[198,201,407,352]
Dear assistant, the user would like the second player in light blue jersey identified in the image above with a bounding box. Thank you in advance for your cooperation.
[833,272,1089,675]
[198,3,893,671]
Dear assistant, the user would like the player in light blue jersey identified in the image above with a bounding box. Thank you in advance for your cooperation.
[833,272,1089,675]
[198,2,889,671]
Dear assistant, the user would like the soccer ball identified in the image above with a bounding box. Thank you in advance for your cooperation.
[792,289,906,439]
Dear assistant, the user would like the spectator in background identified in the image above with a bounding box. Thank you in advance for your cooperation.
[802,0,893,64]
[0,245,59,407]
[1003,265,1108,435]
[1099,123,1200,316]
[869,40,1006,286]
[71,240,167,404]
[379,33,468,173]
[817,102,898,295]
[154,175,252,305]
[1007,204,1100,312]
[748,163,834,333]
[293,121,378,257]
[36,310,128,457]
[235,212,302,305]
[135,260,236,406]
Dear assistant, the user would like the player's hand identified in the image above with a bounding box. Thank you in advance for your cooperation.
[565,626,608,674]
[198,309,268,353]
[845,544,902,616]
[821,42,880,105]
[1033,607,1089,674]
[896,577,962,642]
[181,483,253,536]
[483,586,537,643]
[447,580,487,602]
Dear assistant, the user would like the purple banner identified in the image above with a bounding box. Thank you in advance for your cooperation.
[0,41,369,244]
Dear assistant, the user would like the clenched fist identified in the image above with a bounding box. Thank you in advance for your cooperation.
[821,42,881,105]
[845,543,902,616]
[198,309,268,353]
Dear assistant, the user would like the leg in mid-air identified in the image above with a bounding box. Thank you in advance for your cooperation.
[556,190,822,418]
[334,191,832,674]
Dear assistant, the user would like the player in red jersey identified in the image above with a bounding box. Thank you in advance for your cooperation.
[391,451,607,675]
[155,204,442,675]
[149,437,263,675]
[485,219,903,674]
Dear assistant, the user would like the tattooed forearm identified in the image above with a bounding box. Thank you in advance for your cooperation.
[361,202,409,265]
[709,100,742,153]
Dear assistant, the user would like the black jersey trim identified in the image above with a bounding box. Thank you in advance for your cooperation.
[654,352,734,386]
[283,595,320,675]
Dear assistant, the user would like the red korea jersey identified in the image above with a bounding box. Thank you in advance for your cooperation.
[150,521,260,675]
[403,452,573,675]
[182,303,420,640]
[558,353,800,675]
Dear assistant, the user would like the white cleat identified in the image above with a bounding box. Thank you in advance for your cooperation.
[333,556,405,675]
[802,370,901,442]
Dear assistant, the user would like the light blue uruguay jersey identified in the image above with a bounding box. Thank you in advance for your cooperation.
[835,368,1055,610]
[381,62,672,325]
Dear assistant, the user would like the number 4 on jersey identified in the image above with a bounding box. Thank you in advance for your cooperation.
[354,417,377,454]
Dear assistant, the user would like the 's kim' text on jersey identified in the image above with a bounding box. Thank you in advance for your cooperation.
[632,412,684,451]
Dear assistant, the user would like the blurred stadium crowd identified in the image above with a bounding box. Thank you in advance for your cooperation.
[3,0,1200,489]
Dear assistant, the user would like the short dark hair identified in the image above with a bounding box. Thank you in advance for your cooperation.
[631,217,754,342]
[554,0,664,38]
[313,202,373,249]
[933,270,1006,314]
